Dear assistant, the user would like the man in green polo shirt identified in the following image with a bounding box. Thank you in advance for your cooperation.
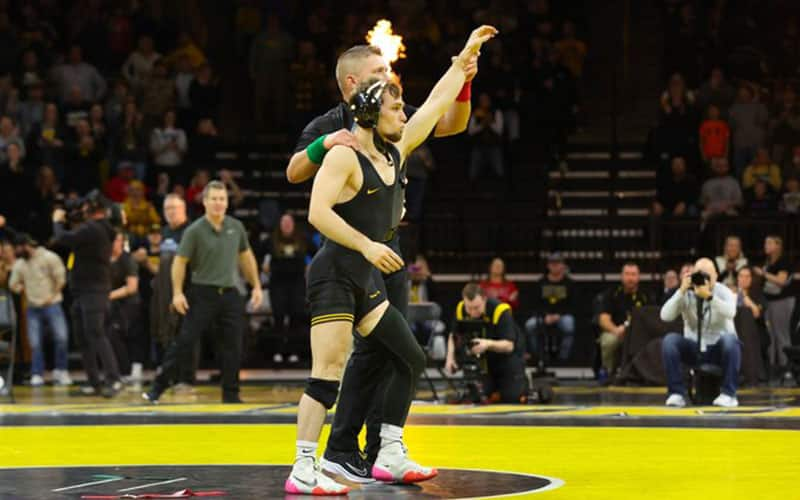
[144,180,262,403]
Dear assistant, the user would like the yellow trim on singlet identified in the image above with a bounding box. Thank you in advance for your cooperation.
[310,313,355,325]
[492,303,511,324]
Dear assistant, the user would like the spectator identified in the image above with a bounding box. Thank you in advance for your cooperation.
[784,145,800,179]
[753,235,794,378]
[554,20,587,79]
[729,84,768,176]
[742,147,782,192]
[8,233,70,386]
[61,86,90,129]
[658,268,680,305]
[0,236,14,289]
[769,86,800,165]
[185,169,209,216]
[188,117,221,168]
[121,35,161,93]
[249,14,294,132]
[103,163,134,203]
[657,73,698,159]
[164,32,207,70]
[480,257,519,310]
[139,60,175,128]
[736,266,766,321]
[15,48,46,92]
[122,180,161,241]
[0,141,33,230]
[105,79,130,132]
[700,157,742,219]
[716,235,748,289]
[50,44,107,104]
[653,156,698,217]
[780,175,800,214]
[88,103,107,147]
[524,252,577,363]
[744,178,778,215]
[597,262,650,383]
[188,63,220,123]
[699,104,729,163]
[114,99,148,180]
[468,92,504,182]
[407,254,444,349]
[28,103,66,180]
[17,81,45,137]
[174,54,195,127]
[0,115,25,165]
[218,169,244,208]
[696,67,736,118]
[29,165,60,242]
[263,213,310,364]
[149,109,187,181]
[108,232,142,389]
[66,119,102,195]
[735,266,769,370]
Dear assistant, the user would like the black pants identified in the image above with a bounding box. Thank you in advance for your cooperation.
[270,276,308,356]
[108,300,144,375]
[71,292,120,387]
[327,269,408,462]
[153,285,245,398]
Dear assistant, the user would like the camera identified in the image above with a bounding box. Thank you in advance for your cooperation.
[691,270,710,287]
[452,319,489,403]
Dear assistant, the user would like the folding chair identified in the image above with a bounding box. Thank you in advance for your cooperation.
[0,289,17,402]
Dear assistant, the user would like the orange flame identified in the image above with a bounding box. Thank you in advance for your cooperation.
[366,19,406,74]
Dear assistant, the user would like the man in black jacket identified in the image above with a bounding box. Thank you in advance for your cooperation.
[52,191,121,397]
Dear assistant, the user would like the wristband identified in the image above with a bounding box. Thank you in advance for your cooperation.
[306,134,328,164]
[456,81,472,102]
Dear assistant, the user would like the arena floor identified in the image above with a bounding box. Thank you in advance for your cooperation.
[1,382,799,499]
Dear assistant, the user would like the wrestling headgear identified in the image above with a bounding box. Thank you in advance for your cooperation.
[350,80,387,129]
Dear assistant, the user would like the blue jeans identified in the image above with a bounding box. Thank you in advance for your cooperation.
[525,314,576,361]
[661,332,741,397]
[27,303,69,375]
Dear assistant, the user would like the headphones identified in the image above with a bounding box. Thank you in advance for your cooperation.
[350,80,387,129]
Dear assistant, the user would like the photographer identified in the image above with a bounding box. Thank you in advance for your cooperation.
[52,190,121,397]
[660,258,741,408]
[445,283,527,403]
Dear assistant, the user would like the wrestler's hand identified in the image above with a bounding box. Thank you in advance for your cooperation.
[323,129,361,153]
[457,25,498,66]
[362,241,404,274]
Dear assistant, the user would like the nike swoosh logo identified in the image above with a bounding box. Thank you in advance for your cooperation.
[346,462,368,476]
[292,475,317,488]
[369,291,381,299]
[367,188,381,195]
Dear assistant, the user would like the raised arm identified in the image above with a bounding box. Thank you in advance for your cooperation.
[397,25,497,159]
[308,145,403,274]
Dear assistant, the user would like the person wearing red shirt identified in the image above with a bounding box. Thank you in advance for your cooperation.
[699,104,730,163]
[480,257,519,309]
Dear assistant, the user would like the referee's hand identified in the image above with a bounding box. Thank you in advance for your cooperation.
[362,241,404,274]
[173,293,189,315]
[249,286,263,310]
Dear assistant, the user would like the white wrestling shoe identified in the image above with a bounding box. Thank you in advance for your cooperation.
[284,456,350,496]
[371,441,438,484]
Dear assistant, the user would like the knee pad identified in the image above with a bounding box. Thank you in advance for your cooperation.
[305,378,339,409]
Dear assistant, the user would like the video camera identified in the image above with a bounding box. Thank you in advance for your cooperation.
[57,190,110,227]
[452,318,489,403]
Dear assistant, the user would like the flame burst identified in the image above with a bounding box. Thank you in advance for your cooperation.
[366,19,406,76]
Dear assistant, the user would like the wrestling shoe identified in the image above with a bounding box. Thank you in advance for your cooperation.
[371,441,438,484]
[284,456,350,495]
[320,449,376,483]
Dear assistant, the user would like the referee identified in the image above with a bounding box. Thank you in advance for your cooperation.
[143,181,262,403]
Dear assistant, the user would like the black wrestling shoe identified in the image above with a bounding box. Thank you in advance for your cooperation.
[320,449,376,484]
